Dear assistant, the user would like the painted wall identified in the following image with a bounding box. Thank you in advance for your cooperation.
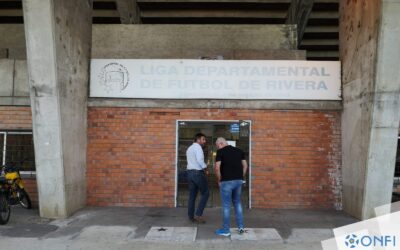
[0,59,30,105]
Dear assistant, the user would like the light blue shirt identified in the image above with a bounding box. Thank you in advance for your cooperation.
[186,143,207,170]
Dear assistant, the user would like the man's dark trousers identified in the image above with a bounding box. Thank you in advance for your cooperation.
[187,170,209,220]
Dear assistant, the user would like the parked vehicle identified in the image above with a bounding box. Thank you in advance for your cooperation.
[1,161,32,209]
[0,178,11,225]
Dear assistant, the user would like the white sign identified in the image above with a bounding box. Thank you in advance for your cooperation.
[90,59,341,100]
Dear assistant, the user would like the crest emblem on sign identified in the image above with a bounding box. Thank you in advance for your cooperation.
[98,62,130,93]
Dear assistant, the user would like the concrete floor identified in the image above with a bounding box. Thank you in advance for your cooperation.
[0,206,358,250]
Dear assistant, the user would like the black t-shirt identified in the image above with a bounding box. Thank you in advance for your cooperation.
[215,145,245,181]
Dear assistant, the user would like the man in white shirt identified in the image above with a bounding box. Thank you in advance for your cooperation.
[186,133,209,223]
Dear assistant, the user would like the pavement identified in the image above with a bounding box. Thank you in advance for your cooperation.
[0,206,358,250]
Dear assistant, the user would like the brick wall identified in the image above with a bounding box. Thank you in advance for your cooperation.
[0,106,39,207]
[0,106,32,129]
[87,107,342,209]
[24,178,39,208]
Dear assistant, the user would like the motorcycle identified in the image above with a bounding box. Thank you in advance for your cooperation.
[1,161,32,209]
[0,178,11,225]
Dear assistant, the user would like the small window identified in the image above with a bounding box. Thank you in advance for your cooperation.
[1,131,35,171]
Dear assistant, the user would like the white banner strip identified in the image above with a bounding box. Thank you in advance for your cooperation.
[90,59,341,100]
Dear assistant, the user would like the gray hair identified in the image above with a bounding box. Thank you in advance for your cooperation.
[215,137,227,146]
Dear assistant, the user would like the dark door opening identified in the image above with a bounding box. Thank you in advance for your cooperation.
[393,135,400,202]
[176,121,250,208]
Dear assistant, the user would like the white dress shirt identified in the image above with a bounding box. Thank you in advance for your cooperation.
[186,143,207,170]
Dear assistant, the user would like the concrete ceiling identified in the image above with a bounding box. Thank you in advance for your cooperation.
[0,0,339,60]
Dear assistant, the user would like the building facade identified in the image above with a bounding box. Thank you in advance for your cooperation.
[0,0,399,220]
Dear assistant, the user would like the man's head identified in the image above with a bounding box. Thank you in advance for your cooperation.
[215,137,228,150]
[194,133,207,146]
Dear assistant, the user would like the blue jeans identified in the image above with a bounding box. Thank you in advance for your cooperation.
[220,180,244,230]
[187,170,209,219]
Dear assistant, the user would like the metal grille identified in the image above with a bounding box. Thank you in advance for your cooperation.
[0,131,35,171]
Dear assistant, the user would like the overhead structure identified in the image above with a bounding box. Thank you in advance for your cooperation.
[286,0,314,47]
[0,0,339,60]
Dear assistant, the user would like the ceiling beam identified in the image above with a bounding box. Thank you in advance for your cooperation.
[141,9,287,18]
[301,39,338,46]
[93,10,120,17]
[305,26,338,32]
[115,0,141,24]
[286,0,314,48]
[0,9,22,16]
[137,0,291,2]
[307,50,339,58]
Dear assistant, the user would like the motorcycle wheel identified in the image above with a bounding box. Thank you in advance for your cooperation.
[0,193,10,225]
[17,189,32,209]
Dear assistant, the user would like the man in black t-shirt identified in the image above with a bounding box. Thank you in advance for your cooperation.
[214,137,248,237]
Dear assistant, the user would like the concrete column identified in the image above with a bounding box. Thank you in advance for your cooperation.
[286,0,314,47]
[116,0,141,24]
[340,0,400,220]
[22,0,92,218]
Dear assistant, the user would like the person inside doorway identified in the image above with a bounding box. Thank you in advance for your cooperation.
[186,132,209,223]
[214,137,248,236]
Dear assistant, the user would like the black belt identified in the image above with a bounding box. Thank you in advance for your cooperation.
[187,169,204,172]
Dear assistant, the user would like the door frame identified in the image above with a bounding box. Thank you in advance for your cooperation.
[174,120,252,208]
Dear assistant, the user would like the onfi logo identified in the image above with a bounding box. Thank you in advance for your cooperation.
[344,234,396,248]
[345,234,359,248]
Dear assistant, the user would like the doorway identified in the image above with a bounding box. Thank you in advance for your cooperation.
[392,134,400,202]
[175,120,251,208]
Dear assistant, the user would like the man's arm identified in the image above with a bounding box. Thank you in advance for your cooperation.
[242,160,248,179]
[214,161,221,186]
[195,145,207,169]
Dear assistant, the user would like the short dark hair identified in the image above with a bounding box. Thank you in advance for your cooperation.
[194,133,206,142]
